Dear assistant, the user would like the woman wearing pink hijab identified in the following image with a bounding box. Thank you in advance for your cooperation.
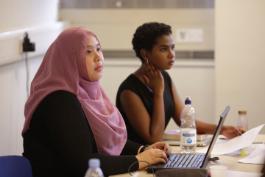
[22,27,168,177]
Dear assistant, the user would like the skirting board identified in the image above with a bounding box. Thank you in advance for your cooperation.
[0,22,66,66]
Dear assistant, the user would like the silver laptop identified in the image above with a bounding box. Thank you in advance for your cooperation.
[148,106,230,172]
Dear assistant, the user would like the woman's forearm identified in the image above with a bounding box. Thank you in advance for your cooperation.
[196,120,216,134]
[149,93,165,142]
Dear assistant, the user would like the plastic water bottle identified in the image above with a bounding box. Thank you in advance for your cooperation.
[84,159,104,177]
[236,110,248,131]
[180,97,197,153]
[236,110,249,157]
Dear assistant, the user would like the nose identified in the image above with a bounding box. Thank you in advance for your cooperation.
[95,51,103,62]
[168,48,175,59]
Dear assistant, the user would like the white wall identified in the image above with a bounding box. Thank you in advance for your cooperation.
[0,0,62,155]
[0,0,58,32]
[0,57,42,155]
[59,9,214,50]
[215,0,265,129]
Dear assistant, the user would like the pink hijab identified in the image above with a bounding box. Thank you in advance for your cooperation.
[23,27,127,155]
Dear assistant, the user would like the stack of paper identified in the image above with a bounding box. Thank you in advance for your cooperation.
[198,124,265,165]
[238,144,265,164]
[208,124,264,156]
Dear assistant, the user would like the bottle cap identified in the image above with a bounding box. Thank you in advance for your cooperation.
[238,110,247,115]
[239,148,249,157]
[89,158,100,168]
[185,97,192,105]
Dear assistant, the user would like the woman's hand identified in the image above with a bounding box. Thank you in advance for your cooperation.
[136,142,170,170]
[221,125,244,139]
[140,63,164,94]
[145,142,170,154]
[136,148,168,170]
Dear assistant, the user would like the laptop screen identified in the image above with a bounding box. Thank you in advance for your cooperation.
[201,106,230,168]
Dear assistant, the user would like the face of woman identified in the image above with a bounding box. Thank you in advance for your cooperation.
[146,34,175,70]
[85,35,104,81]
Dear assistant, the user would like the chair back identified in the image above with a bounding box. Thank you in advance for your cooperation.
[0,156,32,177]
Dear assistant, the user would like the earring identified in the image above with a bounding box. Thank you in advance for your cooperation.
[145,58,149,64]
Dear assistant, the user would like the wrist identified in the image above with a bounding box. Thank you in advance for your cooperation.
[137,145,144,154]
[137,145,147,154]
[135,154,145,170]
[136,154,149,170]
[153,90,163,97]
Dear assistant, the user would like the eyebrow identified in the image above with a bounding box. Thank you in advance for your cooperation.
[159,44,175,48]
[87,43,100,48]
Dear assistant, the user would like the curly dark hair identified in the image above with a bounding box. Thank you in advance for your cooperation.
[132,22,172,61]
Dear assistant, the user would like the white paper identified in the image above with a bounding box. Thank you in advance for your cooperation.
[198,124,265,155]
[228,170,262,177]
[238,144,265,164]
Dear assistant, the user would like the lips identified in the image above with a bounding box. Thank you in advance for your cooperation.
[169,60,175,65]
[95,65,103,72]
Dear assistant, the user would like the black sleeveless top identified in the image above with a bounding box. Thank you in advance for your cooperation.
[116,71,175,145]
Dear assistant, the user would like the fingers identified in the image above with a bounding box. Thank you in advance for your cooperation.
[159,151,168,163]
[157,157,167,164]
[145,65,155,78]
[152,142,167,150]
[164,143,170,152]
[235,128,243,136]
[142,75,149,84]
[143,63,158,76]
[160,143,170,154]
[155,150,166,157]
[238,127,246,134]
[231,126,244,136]
[140,63,164,93]
[222,126,245,139]
[235,128,245,136]
[154,149,168,162]
[166,145,172,155]
[137,149,168,168]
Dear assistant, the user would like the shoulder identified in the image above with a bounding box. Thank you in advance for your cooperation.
[119,74,137,87]
[45,90,76,100]
[116,74,146,105]
[31,90,87,128]
[120,89,139,101]
[39,90,80,111]
[117,74,142,93]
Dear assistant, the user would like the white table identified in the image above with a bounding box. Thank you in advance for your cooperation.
[110,135,265,177]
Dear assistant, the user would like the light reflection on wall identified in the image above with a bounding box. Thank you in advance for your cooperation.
[59,0,214,9]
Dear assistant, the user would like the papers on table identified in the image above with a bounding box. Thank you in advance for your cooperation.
[212,124,264,156]
[238,144,265,164]
[198,124,265,156]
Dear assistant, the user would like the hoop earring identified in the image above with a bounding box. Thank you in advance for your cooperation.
[145,58,149,64]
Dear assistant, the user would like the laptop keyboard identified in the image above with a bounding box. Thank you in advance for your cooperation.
[165,153,205,168]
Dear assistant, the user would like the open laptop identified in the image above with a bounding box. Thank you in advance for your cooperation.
[148,106,230,172]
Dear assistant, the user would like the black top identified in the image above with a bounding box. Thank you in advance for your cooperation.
[116,71,175,145]
[23,91,140,177]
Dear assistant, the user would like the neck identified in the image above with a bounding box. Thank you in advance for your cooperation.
[79,79,100,99]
